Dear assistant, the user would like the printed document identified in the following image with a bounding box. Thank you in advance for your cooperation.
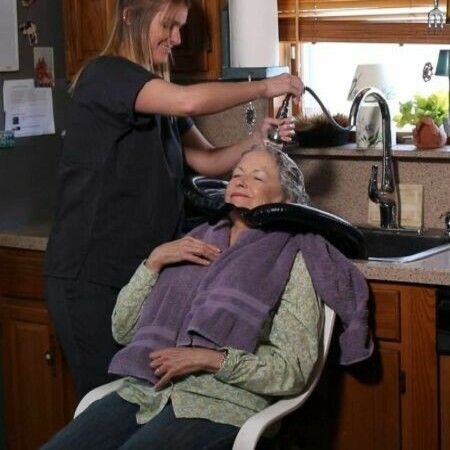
[3,79,55,137]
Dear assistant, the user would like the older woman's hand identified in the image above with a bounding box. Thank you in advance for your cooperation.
[259,117,296,143]
[145,236,221,273]
[150,347,225,390]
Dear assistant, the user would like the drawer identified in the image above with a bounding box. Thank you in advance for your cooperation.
[371,286,401,342]
[0,247,45,300]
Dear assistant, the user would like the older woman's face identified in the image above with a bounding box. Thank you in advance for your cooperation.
[148,3,188,65]
[225,150,286,209]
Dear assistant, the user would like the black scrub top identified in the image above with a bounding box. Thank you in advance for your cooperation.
[45,56,193,288]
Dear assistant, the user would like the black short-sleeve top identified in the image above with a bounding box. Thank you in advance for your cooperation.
[45,56,193,288]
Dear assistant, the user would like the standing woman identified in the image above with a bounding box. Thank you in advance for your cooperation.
[45,0,303,398]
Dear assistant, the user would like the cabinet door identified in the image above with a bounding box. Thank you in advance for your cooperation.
[287,282,438,450]
[1,300,67,450]
[64,0,116,79]
[172,0,222,80]
[331,348,401,450]
[64,0,222,81]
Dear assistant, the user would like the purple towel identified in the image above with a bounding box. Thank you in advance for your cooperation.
[109,220,373,384]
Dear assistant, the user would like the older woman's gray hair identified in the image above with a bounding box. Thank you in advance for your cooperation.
[244,144,310,205]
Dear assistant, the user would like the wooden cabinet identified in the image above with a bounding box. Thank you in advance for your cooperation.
[0,248,77,450]
[441,356,450,450]
[63,0,222,80]
[63,0,116,80]
[333,283,438,450]
[171,0,222,81]
[279,281,439,450]
[0,249,443,450]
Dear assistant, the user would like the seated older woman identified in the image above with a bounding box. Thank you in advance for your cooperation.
[42,146,369,450]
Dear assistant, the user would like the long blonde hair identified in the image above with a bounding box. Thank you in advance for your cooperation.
[70,0,190,91]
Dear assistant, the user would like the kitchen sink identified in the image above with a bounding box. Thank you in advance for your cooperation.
[358,227,450,263]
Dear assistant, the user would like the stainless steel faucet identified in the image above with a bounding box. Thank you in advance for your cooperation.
[349,88,399,229]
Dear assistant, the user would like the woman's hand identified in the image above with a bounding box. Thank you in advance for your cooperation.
[145,236,221,273]
[150,347,225,390]
[260,74,304,100]
[259,117,296,143]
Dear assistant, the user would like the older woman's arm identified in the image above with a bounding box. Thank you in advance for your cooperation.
[112,236,222,345]
[111,262,159,345]
[214,252,322,397]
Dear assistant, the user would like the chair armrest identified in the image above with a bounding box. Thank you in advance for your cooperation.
[232,393,310,450]
[74,378,125,418]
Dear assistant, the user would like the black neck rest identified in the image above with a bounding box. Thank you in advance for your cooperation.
[183,176,367,260]
[238,203,367,260]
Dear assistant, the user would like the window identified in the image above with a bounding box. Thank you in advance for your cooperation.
[278,1,450,44]
[278,1,450,130]
[300,42,450,129]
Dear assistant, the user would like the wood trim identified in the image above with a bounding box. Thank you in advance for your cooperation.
[279,18,450,44]
[441,356,450,450]
[371,287,401,342]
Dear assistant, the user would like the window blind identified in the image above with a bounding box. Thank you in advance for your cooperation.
[278,0,450,43]
[279,0,436,15]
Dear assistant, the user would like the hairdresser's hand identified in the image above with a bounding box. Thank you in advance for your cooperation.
[258,117,296,143]
[150,347,225,390]
[261,73,304,100]
[145,237,221,273]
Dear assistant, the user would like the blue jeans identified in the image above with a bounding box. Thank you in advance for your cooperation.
[41,393,239,450]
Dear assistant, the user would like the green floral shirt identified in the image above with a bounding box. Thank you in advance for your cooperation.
[111,253,322,427]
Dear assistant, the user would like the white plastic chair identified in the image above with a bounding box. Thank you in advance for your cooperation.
[74,305,335,450]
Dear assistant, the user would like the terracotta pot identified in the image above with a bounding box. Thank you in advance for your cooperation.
[412,117,447,150]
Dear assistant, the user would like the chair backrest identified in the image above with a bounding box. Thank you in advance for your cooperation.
[74,305,336,450]
[232,303,336,450]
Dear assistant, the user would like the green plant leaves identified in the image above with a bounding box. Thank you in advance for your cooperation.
[394,92,449,128]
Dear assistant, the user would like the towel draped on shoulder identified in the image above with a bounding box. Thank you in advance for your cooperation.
[109,220,373,384]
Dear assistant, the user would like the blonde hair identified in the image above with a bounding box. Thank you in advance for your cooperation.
[70,0,190,92]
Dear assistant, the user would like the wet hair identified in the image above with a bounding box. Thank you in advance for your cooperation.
[242,144,310,205]
[70,0,190,91]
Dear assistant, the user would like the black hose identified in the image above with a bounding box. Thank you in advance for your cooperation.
[303,86,353,132]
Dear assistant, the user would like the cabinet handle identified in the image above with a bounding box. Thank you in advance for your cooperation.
[44,351,55,365]
[206,29,212,53]
[399,370,406,395]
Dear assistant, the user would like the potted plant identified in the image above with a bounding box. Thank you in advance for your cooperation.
[294,113,350,147]
[394,92,448,149]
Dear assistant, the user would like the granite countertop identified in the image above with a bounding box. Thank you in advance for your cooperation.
[288,144,450,160]
[0,223,51,252]
[0,224,449,286]
[354,250,450,286]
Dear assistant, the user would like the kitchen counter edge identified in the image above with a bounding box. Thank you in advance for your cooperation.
[0,226,449,286]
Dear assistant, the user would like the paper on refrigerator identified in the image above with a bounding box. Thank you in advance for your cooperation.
[3,79,55,137]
